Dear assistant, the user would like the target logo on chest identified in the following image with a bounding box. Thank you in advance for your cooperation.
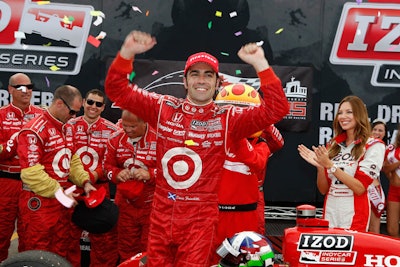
[161,147,202,189]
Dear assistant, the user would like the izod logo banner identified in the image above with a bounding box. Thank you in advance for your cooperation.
[330,2,400,87]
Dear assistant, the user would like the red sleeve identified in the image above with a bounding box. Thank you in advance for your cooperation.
[262,124,284,154]
[235,139,270,172]
[104,53,160,128]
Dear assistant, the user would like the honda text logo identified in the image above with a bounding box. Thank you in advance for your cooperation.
[330,2,400,87]
[0,0,93,75]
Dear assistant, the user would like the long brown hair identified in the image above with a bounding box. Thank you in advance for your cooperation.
[328,95,371,160]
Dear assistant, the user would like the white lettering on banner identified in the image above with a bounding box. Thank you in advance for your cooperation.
[319,127,333,145]
[377,105,400,124]
[364,254,400,267]
[0,89,53,107]
[320,102,341,121]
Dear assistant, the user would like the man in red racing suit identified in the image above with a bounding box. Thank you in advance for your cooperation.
[17,85,96,258]
[0,73,43,261]
[252,124,284,235]
[105,30,289,267]
[104,110,157,262]
[66,89,119,267]
[215,137,270,262]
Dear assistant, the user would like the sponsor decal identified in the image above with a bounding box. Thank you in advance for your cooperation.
[364,254,400,267]
[284,77,308,120]
[0,0,93,75]
[297,234,356,265]
[330,2,400,87]
[28,196,41,211]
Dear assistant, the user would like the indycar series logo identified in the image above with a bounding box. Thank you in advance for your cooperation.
[0,0,93,75]
[330,2,400,87]
[297,234,357,265]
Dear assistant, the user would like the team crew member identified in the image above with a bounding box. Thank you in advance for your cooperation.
[105,30,289,266]
[298,95,385,232]
[0,73,44,261]
[17,85,96,258]
[103,110,157,262]
[382,125,400,238]
[253,124,284,235]
[66,89,119,267]
[368,119,387,234]
[214,84,271,247]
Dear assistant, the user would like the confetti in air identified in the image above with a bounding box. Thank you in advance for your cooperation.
[275,28,284,34]
[129,71,136,81]
[45,76,50,88]
[87,35,101,47]
[132,6,142,13]
[91,11,105,26]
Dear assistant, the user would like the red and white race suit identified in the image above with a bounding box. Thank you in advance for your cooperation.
[17,110,90,258]
[252,124,284,235]
[105,53,289,267]
[66,116,119,267]
[385,144,400,203]
[103,125,157,262]
[0,103,43,261]
[216,138,270,251]
[324,135,385,232]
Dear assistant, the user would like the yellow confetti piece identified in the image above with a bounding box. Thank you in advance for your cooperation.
[50,65,60,71]
[36,1,50,5]
[43,42,52,46]
[275,28,284,34]
[215,11,222,17]
[184,140,198,146]
[91,11,105,17]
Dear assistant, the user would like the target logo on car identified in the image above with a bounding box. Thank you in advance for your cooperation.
[0,0,93,75]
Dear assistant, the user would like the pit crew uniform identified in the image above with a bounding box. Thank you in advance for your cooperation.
[0,103,43,261]
[105,53,289,266]
[251,124,284,235]
[103,125,157,262]
[385,144,400,202]
[17,110,92,258]
[66,116,118,267]
[216,138,270,249]
[324,134,385,232]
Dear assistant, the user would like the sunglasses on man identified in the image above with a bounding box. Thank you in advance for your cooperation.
[10,84,34,92]
[86,99,104,108]
[60,97,80,116]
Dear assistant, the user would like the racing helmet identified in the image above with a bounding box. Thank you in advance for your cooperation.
[215,83,262,138]
[215,83,260,107]
[216,231,275,267]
